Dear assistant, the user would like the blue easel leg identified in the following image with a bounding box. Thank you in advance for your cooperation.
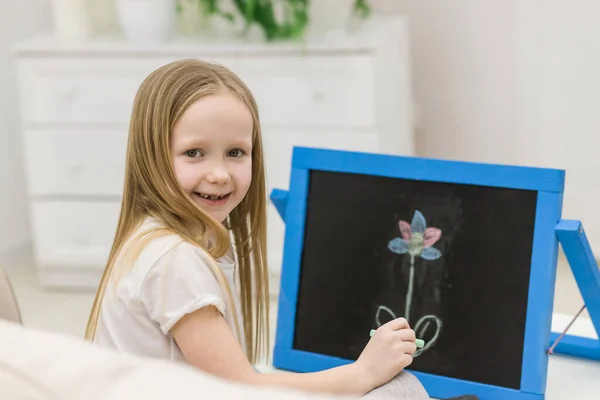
[551,220,600,359]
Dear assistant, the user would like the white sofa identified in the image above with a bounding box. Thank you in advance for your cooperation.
[0,318,434,400]
[0,318,344,400]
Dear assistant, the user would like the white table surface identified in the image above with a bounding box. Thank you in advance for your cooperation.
[543,313,600,400]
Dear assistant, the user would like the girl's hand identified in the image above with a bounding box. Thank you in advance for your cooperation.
[353,317,417,391]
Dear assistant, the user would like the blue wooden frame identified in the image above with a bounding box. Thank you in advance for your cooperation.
[548,220,600,360]
[270,146,565,400]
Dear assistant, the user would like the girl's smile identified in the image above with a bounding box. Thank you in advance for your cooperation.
[193,192,232,207]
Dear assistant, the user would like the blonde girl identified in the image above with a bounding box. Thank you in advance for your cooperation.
[85,59,417,395]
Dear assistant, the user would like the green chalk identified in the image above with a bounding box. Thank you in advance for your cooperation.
[369,329,425,348]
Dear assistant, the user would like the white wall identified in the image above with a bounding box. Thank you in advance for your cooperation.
[0,1,51,266]
[373,0,522,164]
[372,0,600,254]
[536,1,600,252]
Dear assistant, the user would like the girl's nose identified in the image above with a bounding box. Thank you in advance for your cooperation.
[207,166,230,185]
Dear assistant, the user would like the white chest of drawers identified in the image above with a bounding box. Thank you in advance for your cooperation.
[12,17,414,292]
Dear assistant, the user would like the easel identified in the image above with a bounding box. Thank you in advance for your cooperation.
[548,219,600,359]
[269,145,600,399]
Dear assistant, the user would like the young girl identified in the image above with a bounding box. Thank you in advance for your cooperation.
[85,59,418,396]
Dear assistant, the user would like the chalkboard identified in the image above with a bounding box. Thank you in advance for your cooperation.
[271,146,565,400]
[294,170,537,389]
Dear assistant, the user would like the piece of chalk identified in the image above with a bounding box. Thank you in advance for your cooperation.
[369,329,425,348]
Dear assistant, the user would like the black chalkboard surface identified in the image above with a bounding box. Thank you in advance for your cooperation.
[293,169,537,390]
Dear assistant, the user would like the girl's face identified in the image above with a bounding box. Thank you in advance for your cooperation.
[170,92,254,223]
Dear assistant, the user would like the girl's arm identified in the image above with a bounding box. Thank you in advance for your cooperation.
[171,306,416,396]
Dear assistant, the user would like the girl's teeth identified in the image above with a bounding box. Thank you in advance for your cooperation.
[200,194,226,200]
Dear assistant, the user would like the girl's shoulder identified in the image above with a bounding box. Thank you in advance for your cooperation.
[118,217,233,290]
[128,216,186,262]
[115,217,190,286]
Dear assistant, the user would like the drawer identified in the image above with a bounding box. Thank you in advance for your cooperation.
[23,129,128,196]
[17,58,237,124]
[30,201,121,268]
[17,59,162,124]
[17,55,376,128]
[236,56,376,128]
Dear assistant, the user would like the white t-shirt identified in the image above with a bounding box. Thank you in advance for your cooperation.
[93,217,244,363]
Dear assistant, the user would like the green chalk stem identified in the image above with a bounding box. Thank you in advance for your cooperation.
[369,329,425,349]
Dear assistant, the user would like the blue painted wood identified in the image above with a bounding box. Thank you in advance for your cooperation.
[555,220,600,336]
[548,219,600,360]
[292,146,564,193]
[548,333,600,360]
[269,188,288,220]
[274,348,543,400]
[273,169,309,353]
[520,191,563,394]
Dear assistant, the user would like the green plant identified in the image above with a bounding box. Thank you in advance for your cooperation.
[176,0,235,23]
[354,0,371,19]
[231,0,309,41]
[180,0,372,42]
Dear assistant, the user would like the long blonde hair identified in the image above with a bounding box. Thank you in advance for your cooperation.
[85,59,270,364]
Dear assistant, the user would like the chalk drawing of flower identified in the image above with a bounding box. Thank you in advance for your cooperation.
[386,210,443,322]
[388,210,442,260]
[374,210,444,358]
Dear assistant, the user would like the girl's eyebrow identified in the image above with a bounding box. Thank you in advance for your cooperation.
[177,137,208,148]
[230,139,253,149]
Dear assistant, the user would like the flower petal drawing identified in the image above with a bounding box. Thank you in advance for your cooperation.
[413,315,443,358]
[423,228,442,247]
[411,210,427,234]
[421,247,442,260]
[381,209,444,348]
[388,237,408,254]
[376,305,397,327]
[399,220,412,240]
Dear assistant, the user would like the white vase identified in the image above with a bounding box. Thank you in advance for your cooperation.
[116,0,177,44]
[52,0,93,42]
[309,0,355,35]
[88,0,119,34]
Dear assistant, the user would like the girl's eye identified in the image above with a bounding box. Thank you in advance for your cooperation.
[228,149,245,158]
[185,149,203,158]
